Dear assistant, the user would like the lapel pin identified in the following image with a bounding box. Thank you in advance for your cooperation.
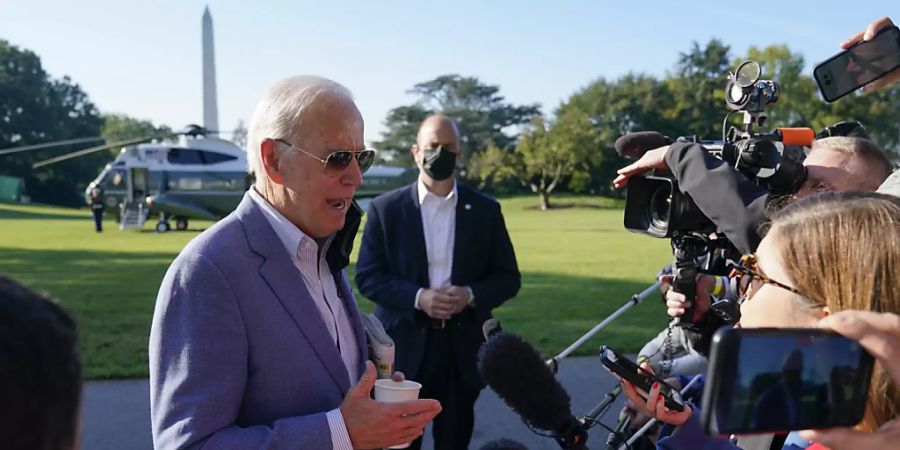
[464,203,472,210]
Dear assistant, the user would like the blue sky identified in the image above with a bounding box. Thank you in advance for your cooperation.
[0,1,893,144]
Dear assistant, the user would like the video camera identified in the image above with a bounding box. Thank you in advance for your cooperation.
[618,60,816,328]
[621,60,814,239]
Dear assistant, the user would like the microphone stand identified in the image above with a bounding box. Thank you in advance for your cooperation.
[547,282,661,372]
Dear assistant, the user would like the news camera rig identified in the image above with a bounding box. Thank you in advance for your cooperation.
[621,60,815,329]
[480,61,822,450]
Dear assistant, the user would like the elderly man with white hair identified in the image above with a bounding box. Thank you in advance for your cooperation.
[150,75,441,449]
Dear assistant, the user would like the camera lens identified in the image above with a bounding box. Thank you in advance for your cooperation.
[648,184,672,231]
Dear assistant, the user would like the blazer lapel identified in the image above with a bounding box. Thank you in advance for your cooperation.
[406,183,430,287]
[452,185,474,282]
[238,194,352,393]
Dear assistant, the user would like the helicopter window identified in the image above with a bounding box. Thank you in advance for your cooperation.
[102,168,127,188]
[167,148,237,165]
[166,172,246,191]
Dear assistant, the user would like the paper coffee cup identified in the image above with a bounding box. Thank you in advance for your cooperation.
[373,379,423,449]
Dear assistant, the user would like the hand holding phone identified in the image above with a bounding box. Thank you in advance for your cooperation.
[840,17,900,92]
[814,21,900,102]
[599,346,685,412]
[701,327,874,436]
[799,311,900,450]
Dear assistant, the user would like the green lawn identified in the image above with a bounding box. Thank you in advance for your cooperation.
[0,195,672,379]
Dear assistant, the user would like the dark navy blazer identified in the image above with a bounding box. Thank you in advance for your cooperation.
[355,182,520,390]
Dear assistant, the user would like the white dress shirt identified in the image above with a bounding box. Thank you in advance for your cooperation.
[249,187,357,450]
[414,178,475,310]
[419,177,458,290]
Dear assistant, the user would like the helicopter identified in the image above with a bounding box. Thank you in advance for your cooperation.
[0,7,413,232]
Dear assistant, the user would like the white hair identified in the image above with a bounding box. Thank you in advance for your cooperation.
[246,75,354,176]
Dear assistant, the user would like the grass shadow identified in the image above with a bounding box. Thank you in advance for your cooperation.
[0,207,90,221]
[0,247,178,379]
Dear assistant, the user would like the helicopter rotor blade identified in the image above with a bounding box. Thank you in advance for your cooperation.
[0,136,106,156]
[31,135,166,169]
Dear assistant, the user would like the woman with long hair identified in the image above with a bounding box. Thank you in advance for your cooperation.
[620,191,900,449]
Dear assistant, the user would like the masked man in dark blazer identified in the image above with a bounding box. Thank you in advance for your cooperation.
[356,114,521,450]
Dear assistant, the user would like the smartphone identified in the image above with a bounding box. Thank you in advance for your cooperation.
[701,327,874,436]
[599,346,685,412]
[814,25,900,102]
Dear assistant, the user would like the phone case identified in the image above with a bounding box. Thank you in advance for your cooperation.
[599,346,685,412]
[814,25,900,102]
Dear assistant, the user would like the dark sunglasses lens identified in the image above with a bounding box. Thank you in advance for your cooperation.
[357,150,375,173]
[325,151,354,174]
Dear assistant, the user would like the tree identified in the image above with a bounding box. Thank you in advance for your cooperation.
[739,45,820,128]
[555,73,678,196]
[101,114,172,143]
[666,39,733,140]
[231,119,247,150]
[471,113,594,210]
[374,75,540,167]
[0,40,104,206]
[372,105,430,166]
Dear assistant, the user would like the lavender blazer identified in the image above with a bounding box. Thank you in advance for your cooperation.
[149,193,367,449]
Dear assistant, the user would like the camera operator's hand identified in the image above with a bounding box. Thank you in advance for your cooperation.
[841,16,900,92]
[659,274,714,323]
[613,146,670,189]
[800,311,900,449]
[618,362,692,427]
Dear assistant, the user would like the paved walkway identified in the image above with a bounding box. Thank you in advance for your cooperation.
[81,356,627,450]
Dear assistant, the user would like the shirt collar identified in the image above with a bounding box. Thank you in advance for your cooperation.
[417,176,458,206]
[248,187,330,261]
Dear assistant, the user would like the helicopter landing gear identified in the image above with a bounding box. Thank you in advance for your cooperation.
[175,218,189,231]
[156,213,170,233]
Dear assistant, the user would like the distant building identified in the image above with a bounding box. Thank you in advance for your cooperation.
[0,175,26,203]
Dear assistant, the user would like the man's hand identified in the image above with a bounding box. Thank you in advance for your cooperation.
[613,146,671,189]
[440,285,472,315]
[342,361,442,449]
[660,274,714,324]
[841,17,899,92]
[418,288,456,320]
[799,311,900,449]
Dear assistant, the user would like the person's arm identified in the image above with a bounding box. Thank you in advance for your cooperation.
[355,203,422,316]
[842,17,900,92]
[656,409,739,450]
[149,254,336,449]
[799,311,900,449]
[467,203,521,313]
[664,142,769,255]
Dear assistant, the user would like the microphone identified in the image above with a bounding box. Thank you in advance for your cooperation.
[477,438,530,450]
[614,131,673,159]
[477,332,588,449]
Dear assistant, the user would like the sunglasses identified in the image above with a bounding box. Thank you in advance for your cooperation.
[274,138,375,176]
[729,254,808,300]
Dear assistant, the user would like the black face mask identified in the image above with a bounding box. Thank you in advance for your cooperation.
[421,145,456,181]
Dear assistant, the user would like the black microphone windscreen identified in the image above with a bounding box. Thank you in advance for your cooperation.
[614,131,672,159]
[477,438,530,450]
[477,332,573,432]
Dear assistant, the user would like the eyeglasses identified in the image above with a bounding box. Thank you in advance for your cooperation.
[274,138,375,176]
[729,254,809,300]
